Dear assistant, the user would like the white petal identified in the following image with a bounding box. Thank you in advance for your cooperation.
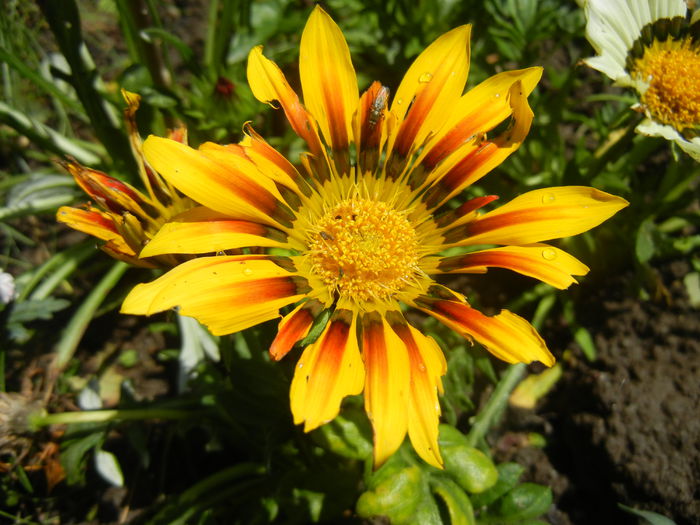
[636,119,700,162]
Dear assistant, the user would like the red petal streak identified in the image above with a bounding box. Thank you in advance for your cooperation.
[434,195,499,229]
[269,302,317,360]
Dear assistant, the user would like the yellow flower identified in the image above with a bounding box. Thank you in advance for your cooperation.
[583,0,700,160]
[121,7,628,467]
[57,91,195,267]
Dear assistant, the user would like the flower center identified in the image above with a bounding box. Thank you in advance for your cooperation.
[632,38,700,132]
[308,198,420,302]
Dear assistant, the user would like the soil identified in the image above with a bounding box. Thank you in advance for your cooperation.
[497,260,700,525]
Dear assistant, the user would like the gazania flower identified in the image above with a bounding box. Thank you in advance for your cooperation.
[121,7,628,467]
[583,0,700,160]
[57,91,195,267]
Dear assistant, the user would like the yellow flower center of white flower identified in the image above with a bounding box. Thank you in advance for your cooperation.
[308,198,420,302]
[633,38,700,132]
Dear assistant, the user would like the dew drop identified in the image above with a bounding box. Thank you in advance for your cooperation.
[541,192,556,204]
[396,98,403,106]
[541,248,557,261]
[418,363,427,372]
[243,268,253,276]
[298,363,304,369]
[418,72,433,83]
[495,93,501,98]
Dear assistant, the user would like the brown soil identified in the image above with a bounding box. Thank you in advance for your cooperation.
[500,260,700,525]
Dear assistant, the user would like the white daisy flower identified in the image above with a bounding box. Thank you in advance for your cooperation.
[583,0,700,161]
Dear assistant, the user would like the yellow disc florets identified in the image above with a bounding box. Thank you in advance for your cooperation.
[632,37,700,132]
[307,198,420,303]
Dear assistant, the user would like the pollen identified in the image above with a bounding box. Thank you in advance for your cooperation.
[632,37,700,132]
[308,198,420,302]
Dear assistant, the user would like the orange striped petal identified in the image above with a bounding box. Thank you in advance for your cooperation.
[434,195,499,229]
[143,136,293,228]
[57,206,138,258]
[385,26,471,179]
[417,299,554,366]
[418,68,542,176]
[361,311,410,466]
[247,46,325,159]
[437,244,589,289]
[140,206,288,257]
[455,187,629,246]
[299,6,358,160]
[241,124,312,197]
[290,309,364,431]
[121,256,308,336]
[62,161,148,217]
[269,300,323,361]
[422,80,535,209]
[388,312,446,469]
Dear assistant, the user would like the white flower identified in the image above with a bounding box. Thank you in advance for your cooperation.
[0,269,18,304]
[583,0,700,161]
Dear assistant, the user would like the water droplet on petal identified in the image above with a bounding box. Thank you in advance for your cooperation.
[541,192,556,204]
[418,72,433,83]
[243,268,253,276]
[418,363,427,372]
[541,248,557,261]
[396,98,403,106]
[495,93,501,98]
[298,363,304,369]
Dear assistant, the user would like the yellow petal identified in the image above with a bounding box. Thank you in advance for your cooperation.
[389,26,471,149]
[121,256,308,335]
[290,309,364,431]
[389,314,446,469]
[299,6,358,155]
[247,46,326,159]
[437,244,590,290]
[143,136,293,228]
[140,207,288,257]
[458,186,629,246]
[361,311,410,467]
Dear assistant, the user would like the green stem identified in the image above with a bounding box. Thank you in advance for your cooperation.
[30,407,192,429]
[465,363,526,448]
[51,261,129,371]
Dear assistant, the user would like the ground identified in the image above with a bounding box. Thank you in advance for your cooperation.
[497,260,700,525]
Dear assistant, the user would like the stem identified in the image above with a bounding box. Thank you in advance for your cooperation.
[30,408,192,429]
[465,363,526,448]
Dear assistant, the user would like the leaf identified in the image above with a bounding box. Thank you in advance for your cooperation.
[429,475,476,525]
[494,483,552,522]
[618,504,677,525]
[683,272,700,308]
[60,431,105,485]
[8,297,70,323]
[470,463,524,509]
[635,219,656,263]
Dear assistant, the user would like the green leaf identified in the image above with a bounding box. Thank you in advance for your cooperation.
[430,475,476,525]
[8,297,70,323]
[635,219,656,263]
[60,430,105,485]
[470,463,525,509]
[493,483,552,522]
[618,504,677,525]
[683,272,700,308]
[311,407,373,461]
